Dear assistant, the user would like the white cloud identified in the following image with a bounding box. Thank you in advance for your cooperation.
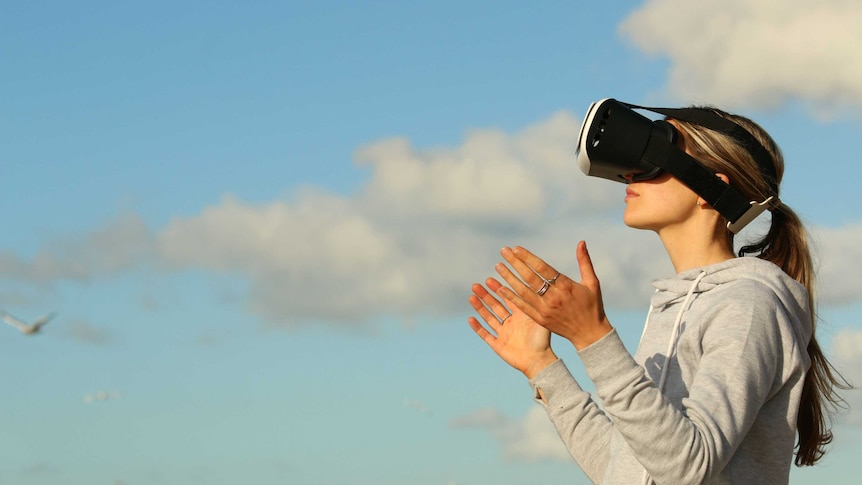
[0,109,667,327]
[829,328,862,425]
[0,214,155,284]
[355,112,617,222]
[811,224,862,305]
[3,112,861,328]
[450,406,570,463]
[149,112,660,326]
[620,0,862,115]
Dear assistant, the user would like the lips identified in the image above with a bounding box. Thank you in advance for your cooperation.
[625,188,638,200]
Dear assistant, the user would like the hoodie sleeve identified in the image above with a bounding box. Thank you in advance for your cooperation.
[579,283,790,484]
[529,358,614,483]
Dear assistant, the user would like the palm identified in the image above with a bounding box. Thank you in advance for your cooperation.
[468,280,556,377]
[490,309,551,368]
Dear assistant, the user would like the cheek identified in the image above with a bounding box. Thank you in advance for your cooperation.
[654,182,699,212]
[623,189,697,227]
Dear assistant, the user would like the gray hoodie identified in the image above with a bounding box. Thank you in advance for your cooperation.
[529,257,811,484]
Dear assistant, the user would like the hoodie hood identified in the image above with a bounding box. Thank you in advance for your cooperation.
[650,257,812,342]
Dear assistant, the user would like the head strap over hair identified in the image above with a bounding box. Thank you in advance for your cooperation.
[625,104,779,196]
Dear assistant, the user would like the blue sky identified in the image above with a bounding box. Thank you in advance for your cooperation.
[2,1,862,484]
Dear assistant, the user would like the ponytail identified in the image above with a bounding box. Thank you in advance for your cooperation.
[675,109,851,467]
[740,202,850,466]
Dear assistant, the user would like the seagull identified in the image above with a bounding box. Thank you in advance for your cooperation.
[83,390,123,404]
[2,311,56,335]
[403,398,432,416]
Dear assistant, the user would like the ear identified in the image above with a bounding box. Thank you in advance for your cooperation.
[696,173,731,208]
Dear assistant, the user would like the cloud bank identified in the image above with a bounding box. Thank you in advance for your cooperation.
[620,0,862,116]
[1,111,861,327]
[4,1,862,327]
[450,406,570,462]
[830,328,862,425]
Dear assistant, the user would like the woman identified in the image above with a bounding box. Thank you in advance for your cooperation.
[467,105,847,484]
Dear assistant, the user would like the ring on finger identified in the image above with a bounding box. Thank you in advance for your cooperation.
[547,272,560,285]
[536,281,550,296]
[500,314,511,324]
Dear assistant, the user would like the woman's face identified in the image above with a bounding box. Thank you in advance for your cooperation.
[622,171,700,232]
[623,119,703,232]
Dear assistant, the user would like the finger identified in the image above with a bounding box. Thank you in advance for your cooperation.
[485,279,521,315]
[469,293,500,332]
[485,278,509,295]
[576,241,601,292]
[482,278,512,321]
[494,260,540,300]
[470,285,508,330]
[472,278,510,323]
[468,316,498,348]
[499,247,546,291]
[489,272,545,325]
[508,246,561,283]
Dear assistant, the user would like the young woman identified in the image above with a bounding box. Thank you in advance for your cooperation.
[467,106,847,484]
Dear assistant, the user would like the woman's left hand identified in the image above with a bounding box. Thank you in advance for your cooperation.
[494,240,613,351]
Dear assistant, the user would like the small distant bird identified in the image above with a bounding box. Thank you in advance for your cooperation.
[2,311,56,335]
[83,390,123,404]
[403,398,432,416]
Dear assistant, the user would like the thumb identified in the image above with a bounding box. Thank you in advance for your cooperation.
[577,240,601,292]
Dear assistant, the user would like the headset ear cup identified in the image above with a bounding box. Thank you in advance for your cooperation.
[654,119,678,144]
[629,120,676,182]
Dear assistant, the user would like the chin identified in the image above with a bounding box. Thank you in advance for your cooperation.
[623,210,644,229]
[623,212,658,232]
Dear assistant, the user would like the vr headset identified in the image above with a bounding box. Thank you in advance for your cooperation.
[575,98,778,233]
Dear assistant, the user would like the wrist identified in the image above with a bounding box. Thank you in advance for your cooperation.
[569,321,613,351]
[523,351,559,380]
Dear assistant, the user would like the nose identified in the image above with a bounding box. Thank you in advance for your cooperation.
[623,172,636,182]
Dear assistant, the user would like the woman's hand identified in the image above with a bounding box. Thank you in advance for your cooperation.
[495,241,613,351]
[468,278,558,379]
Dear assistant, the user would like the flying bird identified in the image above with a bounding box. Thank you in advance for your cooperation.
[2,311,56,335]
[83,390,123,404]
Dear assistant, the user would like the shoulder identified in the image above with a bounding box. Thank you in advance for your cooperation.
[694,273,806,346]
[694,277,784,333]
[699,257,805,312]
[708,278,780,305]
[694,276,781,322]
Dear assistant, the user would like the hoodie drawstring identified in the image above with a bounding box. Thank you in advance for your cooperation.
[640,270,707,485]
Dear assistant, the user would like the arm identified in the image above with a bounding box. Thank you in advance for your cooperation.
[580,291,784,483]
[530,359,614,483]
[494,243,789,482]
[468,277,613,481]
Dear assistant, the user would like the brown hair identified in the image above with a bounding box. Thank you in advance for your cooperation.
[671,108,850,466]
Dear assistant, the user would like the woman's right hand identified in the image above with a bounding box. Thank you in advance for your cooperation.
[468,278,559,379]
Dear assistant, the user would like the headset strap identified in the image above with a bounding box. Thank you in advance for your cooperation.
[625,103,779,195]
[642,123,750,222]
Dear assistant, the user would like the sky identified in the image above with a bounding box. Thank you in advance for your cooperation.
[2,1,862,484]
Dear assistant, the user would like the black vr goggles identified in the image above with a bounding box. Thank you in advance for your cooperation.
[575,98,778,233]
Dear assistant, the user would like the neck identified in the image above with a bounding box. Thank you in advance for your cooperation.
[657,219,736,273]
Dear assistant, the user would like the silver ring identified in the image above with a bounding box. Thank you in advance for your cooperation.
[547,272,560,285]
[536,281,550,296]
[500,314,511,325]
